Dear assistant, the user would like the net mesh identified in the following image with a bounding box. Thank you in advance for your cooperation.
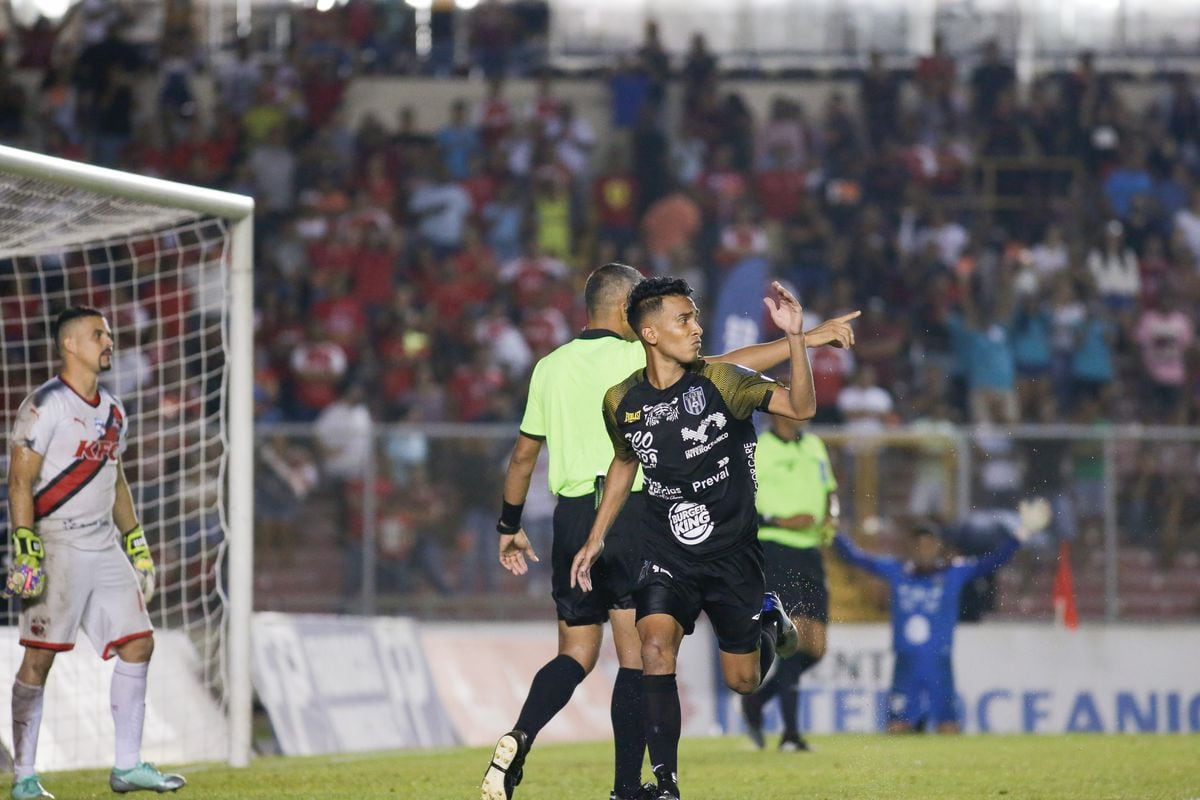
[0,166,232,767]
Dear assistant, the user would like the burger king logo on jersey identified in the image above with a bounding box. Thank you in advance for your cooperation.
[668,501,714,546]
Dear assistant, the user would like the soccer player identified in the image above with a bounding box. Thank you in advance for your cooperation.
[832,499,1050,733]
[741,415,838,752]
[481,266,856,800]
[5,307,186,799]
[571,277,833,800]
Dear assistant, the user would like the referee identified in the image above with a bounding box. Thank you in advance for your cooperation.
[741,413,839,752]
[481,264,856,800]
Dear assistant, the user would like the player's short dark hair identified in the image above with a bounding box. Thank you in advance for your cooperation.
[584,262,642,316]
[53,306,104,350]
[626,276,693,336]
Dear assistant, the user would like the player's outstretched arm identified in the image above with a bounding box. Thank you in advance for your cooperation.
[958,497,1051,580]
[706,311,860,372]
[763,282,817,421]
[570,454,637,593]
[5,445,47,599]
[497,433,544,576]
[832,531,903,581]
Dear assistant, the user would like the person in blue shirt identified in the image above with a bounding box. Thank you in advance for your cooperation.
[1010,292,1054,420]
[833,498,1050,733]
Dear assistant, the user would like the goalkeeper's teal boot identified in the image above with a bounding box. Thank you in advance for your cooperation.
[11,775,54,800]
[109,763,186,793]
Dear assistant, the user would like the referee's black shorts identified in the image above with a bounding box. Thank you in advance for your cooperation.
[550,492,646,626]
[763,541,829,625]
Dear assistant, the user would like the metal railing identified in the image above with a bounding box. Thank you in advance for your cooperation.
[253,421,1200,623]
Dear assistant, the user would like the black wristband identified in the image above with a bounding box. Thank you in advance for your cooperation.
[757,513,776,528]
[497,500,524,535]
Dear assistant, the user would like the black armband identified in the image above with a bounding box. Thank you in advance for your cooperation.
[497,500,524,535]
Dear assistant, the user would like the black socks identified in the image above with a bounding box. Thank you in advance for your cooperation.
[514,654,587,745]
[611,667,646,797]
[642,673,680,787]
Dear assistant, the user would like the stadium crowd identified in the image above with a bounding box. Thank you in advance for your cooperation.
[2,3,1199,597]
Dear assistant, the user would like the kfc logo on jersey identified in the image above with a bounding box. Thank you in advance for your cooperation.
[682,385,706,416]
[625,430,659,468]
[642,398,679,427]
[668,501,714,545]
[74,439,120,461]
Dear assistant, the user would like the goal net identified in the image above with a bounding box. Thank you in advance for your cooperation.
[0,146,254,769]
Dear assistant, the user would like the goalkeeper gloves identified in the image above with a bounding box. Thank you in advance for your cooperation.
[5,527,46,599]
[1014,497,1052,543]
[124,526,157,604]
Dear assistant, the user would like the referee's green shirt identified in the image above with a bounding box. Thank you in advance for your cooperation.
[756,430,837,549]
[519,330,646,498]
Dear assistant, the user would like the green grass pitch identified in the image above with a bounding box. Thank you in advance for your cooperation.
[32,735,1200,799]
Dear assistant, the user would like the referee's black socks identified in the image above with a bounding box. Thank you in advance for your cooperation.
[611,667,646,798]
[515,654,587,745]
[642,673,681,787]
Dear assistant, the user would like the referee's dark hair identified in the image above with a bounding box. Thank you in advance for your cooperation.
[626,276,693,337]
[52,306,104,351]
[584,262,643,316]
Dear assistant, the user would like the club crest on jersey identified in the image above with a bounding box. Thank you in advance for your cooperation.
[668,501,714,546]
[93,418,108,438]
[682,385,706,416]
[642,398,679,427]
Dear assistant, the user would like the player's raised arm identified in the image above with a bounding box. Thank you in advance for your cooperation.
[762,282,817,421]
[570,453,638,592]
[497,433,544,575]
[706,311,860,372]
[833,531,904,582]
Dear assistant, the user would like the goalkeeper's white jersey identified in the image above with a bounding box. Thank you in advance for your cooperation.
[10,376,128,550]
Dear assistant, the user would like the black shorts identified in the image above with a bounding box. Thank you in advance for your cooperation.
[635,541,765,654]
[551,492,646,626]
[763,541,829,625]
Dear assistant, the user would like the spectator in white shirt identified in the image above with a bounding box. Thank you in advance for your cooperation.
[1087,220,1140,313]
[837,364,894,434]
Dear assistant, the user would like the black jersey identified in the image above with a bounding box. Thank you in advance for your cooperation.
[603,359,776,562]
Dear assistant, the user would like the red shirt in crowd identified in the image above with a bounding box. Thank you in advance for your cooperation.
[593,173,639,231]
[755,169,807,221]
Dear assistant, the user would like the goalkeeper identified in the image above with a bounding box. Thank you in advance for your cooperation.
[833,498,1051,733]
[5,307,185,799]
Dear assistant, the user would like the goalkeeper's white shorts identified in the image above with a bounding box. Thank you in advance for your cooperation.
[19,540,153,660]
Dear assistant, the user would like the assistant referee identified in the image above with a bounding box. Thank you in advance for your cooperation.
[741,413,839,752]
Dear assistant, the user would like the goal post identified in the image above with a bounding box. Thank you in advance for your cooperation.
[0,144,255,768]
